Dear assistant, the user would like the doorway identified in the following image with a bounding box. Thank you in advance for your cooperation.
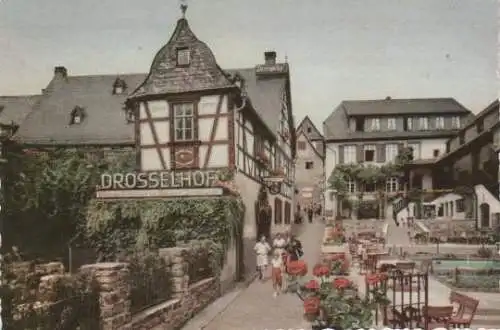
[480,203,490,228]
[255,186,271,240]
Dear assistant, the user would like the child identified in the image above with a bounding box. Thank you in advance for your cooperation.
[271,250,283,297]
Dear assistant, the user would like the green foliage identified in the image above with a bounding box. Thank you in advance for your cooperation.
[1,248,100,330]
[85,197,245,266]
[127,250,173,314]
[328,150,410,197]
[1,146,113,258]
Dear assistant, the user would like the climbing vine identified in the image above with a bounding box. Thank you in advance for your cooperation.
[2,142,243,274]
[85,196,245,268]
[327,147,413,217]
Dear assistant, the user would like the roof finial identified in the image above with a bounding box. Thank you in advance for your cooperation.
[285,53,288,63]
[180,0,188,19]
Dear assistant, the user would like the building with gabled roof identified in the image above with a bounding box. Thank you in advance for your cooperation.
[6,8,296,278]
[323,97,473,220]
[295,116,324,218]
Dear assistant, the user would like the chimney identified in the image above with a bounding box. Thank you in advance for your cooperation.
[264,51,277,65]
[385,96,392,101]
[54,66,68,80]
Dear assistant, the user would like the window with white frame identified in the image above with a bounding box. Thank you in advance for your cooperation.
[387,118,396,130]
[343,145,357,164]
[385,143,399,162]
[364,144,376,162]
[367,118,380,131]
[451,116,461,129]
[435,117,445,129]
[173,103,194,141]
[418,117,428,130]
[386,177,399,193]
[346,177,356,193]
[176,48,191,66]
[406,117,413,130]
[407,143,420,159]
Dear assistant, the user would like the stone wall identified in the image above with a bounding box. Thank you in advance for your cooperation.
[80,242,222,330]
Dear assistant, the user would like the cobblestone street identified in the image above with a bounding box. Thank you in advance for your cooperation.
[202,220,325,330]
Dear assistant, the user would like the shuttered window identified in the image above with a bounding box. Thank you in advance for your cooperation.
[284,202,291,224]
[274,198,282,224]
[385,144,399,162]
[343,145,356,164]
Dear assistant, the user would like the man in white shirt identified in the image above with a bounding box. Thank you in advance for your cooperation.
[254,236,271,280]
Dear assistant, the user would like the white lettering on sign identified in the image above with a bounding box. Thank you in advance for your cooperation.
[99,170,219,190]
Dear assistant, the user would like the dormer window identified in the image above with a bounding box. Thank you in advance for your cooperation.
[70,106,85,125]
[176,47,191,66]
[113,78,127,95]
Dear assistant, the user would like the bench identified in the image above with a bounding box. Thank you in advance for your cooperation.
[418,305,454,329]
[448,291,479,328]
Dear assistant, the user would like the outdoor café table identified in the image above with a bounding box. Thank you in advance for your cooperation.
[366,251,388,273]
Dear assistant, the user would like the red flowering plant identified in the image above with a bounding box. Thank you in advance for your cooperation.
[298,263,390,329]
[286,259,308,292]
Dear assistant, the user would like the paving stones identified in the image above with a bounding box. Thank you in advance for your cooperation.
[202,221,325,330]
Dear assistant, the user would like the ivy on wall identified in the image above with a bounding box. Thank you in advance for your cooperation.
[2,143,244,271]
[85,197,245,265]
[327,147,413,217]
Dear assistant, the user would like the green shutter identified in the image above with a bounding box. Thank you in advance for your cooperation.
[338,146,344,164]
[377,144,386,162]
[357,145,364,163]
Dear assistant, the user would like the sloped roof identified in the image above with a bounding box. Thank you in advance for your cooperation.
[0,95,41,126]
[130,18,234,98]
[297,130,324,159]
[226,68,286,134]
[324,98,473,141]
[341,98,471,116]
[14,74,146,145]
[297,116,323,140]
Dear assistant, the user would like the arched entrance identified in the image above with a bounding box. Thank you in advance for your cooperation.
[480,203,490,228]
[255,186,271,240]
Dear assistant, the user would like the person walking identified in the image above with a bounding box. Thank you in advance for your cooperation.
[270,250,283,297]
[307,207,313,223]
[254,236,271,280]
[272,233,287,256]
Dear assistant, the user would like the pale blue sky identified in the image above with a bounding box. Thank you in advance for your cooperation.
[0,0,497,128]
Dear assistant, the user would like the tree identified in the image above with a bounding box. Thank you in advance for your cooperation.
[2,144,134,259]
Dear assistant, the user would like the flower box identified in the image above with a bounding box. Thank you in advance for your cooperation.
[270,167,285,177]
[213,180,239,196]
[256,151,269,163]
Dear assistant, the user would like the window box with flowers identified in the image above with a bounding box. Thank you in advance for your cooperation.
[256,151,269,164]
[270,167,285,177]
[213,169,239,196]
[295,261,390,330]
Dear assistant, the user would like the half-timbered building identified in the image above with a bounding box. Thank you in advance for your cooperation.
[295,116,324,216]
[8,10,296,276]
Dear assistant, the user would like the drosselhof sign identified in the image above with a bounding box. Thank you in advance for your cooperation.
[98,170,219,190]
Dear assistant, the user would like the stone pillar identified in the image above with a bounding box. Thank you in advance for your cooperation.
[80,262,131,330]
[160,247,189,298]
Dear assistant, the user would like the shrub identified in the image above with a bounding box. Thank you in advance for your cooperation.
[476,247,493,258]
[442,253,457,259]
[127,250,173,314]
[186,248,214,285]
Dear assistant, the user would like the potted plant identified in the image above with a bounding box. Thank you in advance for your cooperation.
[256,151,269,164]
[271,167,285,177]
[214,169,239,195]
[300,265,390,330]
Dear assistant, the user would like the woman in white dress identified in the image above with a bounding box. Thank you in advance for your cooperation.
[254,236,271,280]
